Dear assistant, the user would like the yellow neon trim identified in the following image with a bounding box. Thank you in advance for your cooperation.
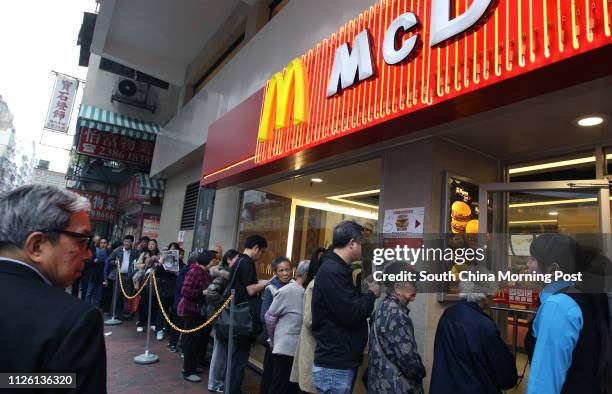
[557,0,565,52]
[605,0,611,37]
[585,0,594,42]
[202,156,256,180]
[258,58,310,142]
[518,0,526,67]
[529,0,536,63]
[543,0,550,58]
[495,8,501,76]
[571,0,579,49]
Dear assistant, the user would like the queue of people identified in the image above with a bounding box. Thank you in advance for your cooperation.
[1,185,610,394]
[79,221,612,394]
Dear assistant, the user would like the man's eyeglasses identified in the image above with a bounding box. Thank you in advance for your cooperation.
[40,229,94,251]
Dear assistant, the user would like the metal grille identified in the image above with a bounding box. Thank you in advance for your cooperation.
[180,182,200,230]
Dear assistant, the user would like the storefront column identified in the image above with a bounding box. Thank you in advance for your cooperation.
[209,186,242,253]
[380,137,499,390]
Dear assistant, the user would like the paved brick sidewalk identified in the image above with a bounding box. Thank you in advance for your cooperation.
[104,318,261,393]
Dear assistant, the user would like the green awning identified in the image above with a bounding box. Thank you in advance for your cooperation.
[77,105,160,141]
[136,173,165,198]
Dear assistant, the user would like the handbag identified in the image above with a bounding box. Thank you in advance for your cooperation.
[125,295,141,314]
[214,257,262,339]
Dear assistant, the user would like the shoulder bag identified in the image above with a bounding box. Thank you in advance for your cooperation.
[213,257,262,338]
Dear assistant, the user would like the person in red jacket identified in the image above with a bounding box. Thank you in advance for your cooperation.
[177,250,217,382]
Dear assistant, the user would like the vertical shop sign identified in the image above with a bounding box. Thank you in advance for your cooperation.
[44,74,78,132]
[141,215,160,239]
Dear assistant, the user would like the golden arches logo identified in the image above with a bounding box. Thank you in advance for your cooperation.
[258,58,310,142]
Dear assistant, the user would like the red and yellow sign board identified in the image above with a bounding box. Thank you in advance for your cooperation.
[253,0,612,165]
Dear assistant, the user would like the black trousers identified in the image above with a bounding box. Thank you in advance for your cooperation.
[182,316,212,376]
[269,354,299,394]
[168,311,183,347]
[227,337,253,394]
[259,343,273,394]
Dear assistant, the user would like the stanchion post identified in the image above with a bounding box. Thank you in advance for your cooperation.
[225,290,236,393]
[105,263,122,326]
[134,272,159,364]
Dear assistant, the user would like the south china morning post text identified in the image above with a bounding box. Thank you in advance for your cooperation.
[370,245,583,284]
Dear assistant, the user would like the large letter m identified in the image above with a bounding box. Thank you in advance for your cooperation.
[258,58,310,142]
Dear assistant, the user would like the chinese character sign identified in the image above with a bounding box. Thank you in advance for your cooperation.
[141,215,160,239]
[77,127,154,168]
[71,189,117,222]
[45,74,78,132]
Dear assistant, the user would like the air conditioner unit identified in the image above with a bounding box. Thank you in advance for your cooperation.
[111,77,156,112]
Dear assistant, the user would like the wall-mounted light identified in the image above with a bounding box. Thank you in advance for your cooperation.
[310,178,323,183]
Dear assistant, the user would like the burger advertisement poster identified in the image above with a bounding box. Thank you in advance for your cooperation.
[383,207,425,235]
[447,176,479,235]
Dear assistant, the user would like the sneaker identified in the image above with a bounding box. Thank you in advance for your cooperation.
[208,388,224,393]
[184,374,201,383]
[136,326,144,333]
[156,330,165,341]
[168,346,177,353]
[150,325,156,331]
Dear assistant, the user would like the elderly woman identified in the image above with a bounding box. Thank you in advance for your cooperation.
[430,275,517,394]
[259,256,294,394]
[265,260,310,394]
[368,262,426,393]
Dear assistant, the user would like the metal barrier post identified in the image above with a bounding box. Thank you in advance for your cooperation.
[134,272,159,364]
[104,266,122,326]
[224,289,236,392]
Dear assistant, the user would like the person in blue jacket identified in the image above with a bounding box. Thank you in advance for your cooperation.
[525,233,612,394]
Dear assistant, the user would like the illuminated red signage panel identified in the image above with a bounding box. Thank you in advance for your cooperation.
[252,0,612,165]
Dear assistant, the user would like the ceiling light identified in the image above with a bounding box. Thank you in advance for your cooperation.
[310,178,323,183]
[577,116,604,127]
[508,156,595,175]
[549,211,559,216]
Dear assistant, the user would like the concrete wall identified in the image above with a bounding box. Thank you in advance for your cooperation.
[380,137,499,390]
[151,0,379,176]
[156,164,202,252]
[82,54,181,127]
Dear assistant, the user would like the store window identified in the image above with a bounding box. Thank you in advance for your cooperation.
[236,158,381,370]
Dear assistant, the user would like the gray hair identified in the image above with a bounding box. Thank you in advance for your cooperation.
[0,185,90,249]
[385,281,417,296]
[296,260,310,277]
[459,279,498,303]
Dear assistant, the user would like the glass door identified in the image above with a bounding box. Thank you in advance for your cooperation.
[476,179,610,393]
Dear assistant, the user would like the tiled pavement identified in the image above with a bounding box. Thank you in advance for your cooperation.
[104,317,261,393]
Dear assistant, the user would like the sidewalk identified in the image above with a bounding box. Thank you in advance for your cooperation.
[104,317,261,393]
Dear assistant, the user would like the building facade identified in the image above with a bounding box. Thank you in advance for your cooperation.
[89,0,612,390]
[0,95,35,193]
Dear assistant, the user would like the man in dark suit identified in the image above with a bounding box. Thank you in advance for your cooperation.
[0,185,107,393]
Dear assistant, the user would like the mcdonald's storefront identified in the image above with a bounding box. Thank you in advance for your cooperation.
[198,0,612,390]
